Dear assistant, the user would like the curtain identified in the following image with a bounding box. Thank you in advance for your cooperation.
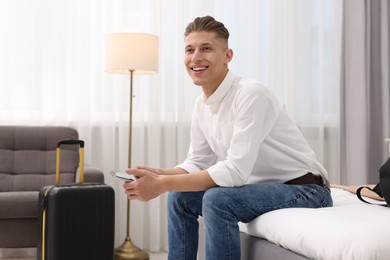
[0,0,342,251]
[341,0,390,185]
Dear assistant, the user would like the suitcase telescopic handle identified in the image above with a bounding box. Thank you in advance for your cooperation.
[57,139,85,148]
[56,139,85,185]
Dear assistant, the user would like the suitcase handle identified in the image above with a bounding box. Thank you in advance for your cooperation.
[56,139,85,184]
[57,139,85,148]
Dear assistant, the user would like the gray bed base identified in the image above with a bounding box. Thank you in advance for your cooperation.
[238,232,309,260]
[197,218,308,260]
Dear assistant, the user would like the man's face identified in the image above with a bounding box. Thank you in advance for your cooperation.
[184,31,232,96]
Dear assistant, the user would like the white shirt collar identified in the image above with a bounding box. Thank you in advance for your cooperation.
[202,71,235,114]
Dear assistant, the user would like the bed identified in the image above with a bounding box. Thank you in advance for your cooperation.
[198,186,390,259]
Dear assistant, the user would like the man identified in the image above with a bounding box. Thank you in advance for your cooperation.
[123,16,332,260]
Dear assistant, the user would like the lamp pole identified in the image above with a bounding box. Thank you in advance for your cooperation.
[114,70,149,260]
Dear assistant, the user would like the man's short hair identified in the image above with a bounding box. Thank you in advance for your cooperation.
[184,16,230,43]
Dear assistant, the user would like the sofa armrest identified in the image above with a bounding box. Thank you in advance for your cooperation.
[76,165,105,183]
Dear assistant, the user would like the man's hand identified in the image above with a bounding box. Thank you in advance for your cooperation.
[122,166,217,201]
[123,167,166,202]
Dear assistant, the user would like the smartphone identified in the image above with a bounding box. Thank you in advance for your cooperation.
[110,170,136,182]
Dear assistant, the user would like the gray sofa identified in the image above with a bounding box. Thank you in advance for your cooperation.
[0,126,104,248]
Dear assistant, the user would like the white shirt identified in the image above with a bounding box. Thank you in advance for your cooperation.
[176,71,328,187]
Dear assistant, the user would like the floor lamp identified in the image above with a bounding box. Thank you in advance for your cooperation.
[105,32,159,260]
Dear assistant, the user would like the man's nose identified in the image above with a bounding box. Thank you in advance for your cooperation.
[191,49,202,61]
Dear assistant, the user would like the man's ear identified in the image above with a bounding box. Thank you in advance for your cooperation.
[225,48,233,64]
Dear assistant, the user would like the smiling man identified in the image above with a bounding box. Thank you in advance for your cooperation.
[123,16,332,260]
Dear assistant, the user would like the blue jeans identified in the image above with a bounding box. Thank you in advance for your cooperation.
[167,183,332,260]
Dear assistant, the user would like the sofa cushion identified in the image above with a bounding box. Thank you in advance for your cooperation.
[0,126,78,151]
[0,173,76,192]
[0,192,39,219]
[0,126,80,192]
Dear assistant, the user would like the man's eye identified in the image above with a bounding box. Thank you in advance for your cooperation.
[186,49,194,54]
[202,47,211,51]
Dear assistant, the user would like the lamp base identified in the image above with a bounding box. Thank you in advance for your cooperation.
[114,237,149,260]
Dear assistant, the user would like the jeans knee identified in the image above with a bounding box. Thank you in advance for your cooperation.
[203,188,220,204]
[202,188,230,216]
[167,191,204,217]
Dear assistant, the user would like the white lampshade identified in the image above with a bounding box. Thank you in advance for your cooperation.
[105,32,159,74]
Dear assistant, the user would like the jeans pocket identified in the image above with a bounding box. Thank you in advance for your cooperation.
[309,184,333,207]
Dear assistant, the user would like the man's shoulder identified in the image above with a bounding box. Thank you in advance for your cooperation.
[231,77,283,109]
[234,77,271,96]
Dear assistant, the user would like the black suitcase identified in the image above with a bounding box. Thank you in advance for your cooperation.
[37,140,115,260]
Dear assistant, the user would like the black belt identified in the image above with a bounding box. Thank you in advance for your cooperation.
[285,172,330,189]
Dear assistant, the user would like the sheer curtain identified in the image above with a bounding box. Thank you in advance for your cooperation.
[0,0,341,251]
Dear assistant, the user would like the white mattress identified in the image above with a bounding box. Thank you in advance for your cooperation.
[240,188,390,260]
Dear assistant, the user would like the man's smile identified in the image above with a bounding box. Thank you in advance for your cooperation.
[192,66,208,71]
